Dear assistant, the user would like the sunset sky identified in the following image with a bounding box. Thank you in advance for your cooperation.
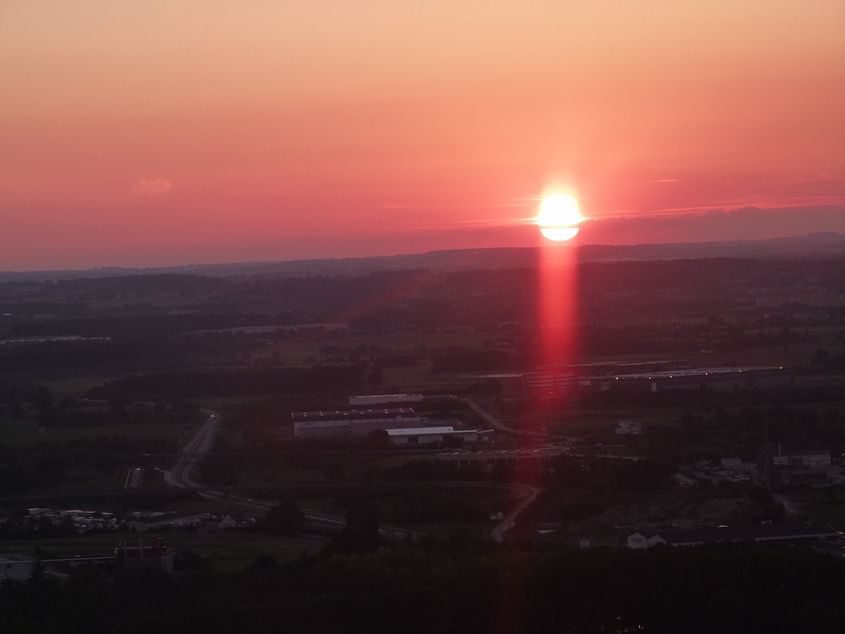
[2,1,844,269]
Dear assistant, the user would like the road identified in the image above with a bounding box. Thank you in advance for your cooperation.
[490,483,541,543]
[124,467,143,489]
[165,405,543,543]
[464,397,531,436]
[772,493,799,517]
[463,398,551,541]
[464,397,560,440]
[164,410,422,541]
[164,409,221,490]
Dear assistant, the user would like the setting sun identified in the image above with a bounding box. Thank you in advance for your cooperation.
[535,193,585,241]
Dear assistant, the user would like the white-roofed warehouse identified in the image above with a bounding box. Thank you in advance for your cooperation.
[385,426,485,446]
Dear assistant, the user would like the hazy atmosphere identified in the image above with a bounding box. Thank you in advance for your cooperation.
[2,0,844,269]
[2,3,845,633]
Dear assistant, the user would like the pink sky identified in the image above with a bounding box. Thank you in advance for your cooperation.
[1,1,844,269]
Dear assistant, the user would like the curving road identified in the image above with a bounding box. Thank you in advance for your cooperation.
[464,397,557,440]
[490,483,541,543]
[166,405,541,543]
[164,410,422,541]
[463,397,548,541]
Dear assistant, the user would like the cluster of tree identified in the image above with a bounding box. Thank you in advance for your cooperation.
[0,381,53,417]
[379,489,492,524]
[12,260,845,329]
[575,382,845,411]
[342,486,495,525]
[758,406,844,448]
[575,457,678,494]
[2,542,844,633]
[431,348,525,373]
[89,364,366,400]
[812,348,845,372]
[5,259,845,360]
[382,460,490,482]
[37,398,198,428]
[0,436,172,495]
[219,396,337,433]
[196,453,241,487]
[378,454,677,497]
[257,497,305,536]
[0,274,224,316]
[336,503,381,554]
[0,335,262,376]
[643,406,845,461]
[5,312,280,340]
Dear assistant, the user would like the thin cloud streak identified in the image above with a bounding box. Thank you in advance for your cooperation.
[598,196,845,222]
[129,178,173,198]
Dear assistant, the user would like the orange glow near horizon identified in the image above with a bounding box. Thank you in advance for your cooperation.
[1,1,844,269]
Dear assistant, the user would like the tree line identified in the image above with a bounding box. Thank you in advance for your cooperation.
[2,541,844,633]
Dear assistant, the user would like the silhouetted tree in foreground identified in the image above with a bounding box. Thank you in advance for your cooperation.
[259,496,304,535]
[1,542,844,633]
[337,503,380,554]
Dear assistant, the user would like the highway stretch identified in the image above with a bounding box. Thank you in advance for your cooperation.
[164,409,220,490]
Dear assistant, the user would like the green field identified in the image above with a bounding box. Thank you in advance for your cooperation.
[0,418,194,447]
[0,532,328,572]
[37,376,116,396]
[260,330,490,365]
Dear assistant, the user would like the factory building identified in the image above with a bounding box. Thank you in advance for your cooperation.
[292,407,425,439]
[349,393,425,406]
[115,537,174,573]
[773,450,831,468]
[385,426,485,446]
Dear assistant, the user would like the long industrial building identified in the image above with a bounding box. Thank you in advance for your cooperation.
[292,407,425,439]
[348,393,424,406]
[386,426,486,446]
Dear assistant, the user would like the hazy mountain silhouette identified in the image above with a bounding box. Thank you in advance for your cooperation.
[2,232,843,281]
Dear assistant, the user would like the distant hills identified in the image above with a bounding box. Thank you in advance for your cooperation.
[2,232,844,282]
[578,231,845,262]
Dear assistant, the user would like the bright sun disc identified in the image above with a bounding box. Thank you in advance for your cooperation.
[536,193,584,241]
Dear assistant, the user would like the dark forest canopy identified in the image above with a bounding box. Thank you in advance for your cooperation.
[2,257,843,328]
[88,365,366,400]
[2,543,844,633]
[0,256,842,379]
